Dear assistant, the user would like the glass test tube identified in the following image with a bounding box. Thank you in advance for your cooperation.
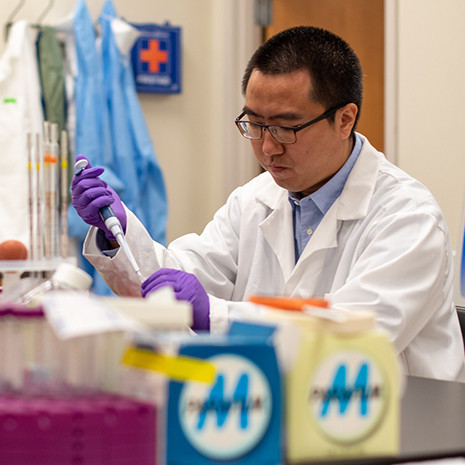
[34,133,44,263]
[43,122,59,259]
[60,130,69,257]
[27,133,36,261]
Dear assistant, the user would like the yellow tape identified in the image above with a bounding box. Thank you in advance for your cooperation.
[122,346,216,383]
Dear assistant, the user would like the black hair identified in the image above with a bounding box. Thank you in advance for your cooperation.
[242,26,363,128]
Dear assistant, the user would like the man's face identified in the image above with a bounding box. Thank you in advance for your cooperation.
[244,69,356,197]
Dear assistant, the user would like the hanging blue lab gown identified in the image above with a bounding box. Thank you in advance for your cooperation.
[99,0,167,245]
[68,0,123,294]
[69,0,167,294]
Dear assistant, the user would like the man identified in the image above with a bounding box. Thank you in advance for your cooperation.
[72,26,465,382]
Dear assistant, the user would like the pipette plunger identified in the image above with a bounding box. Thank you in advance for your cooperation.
[73,160,143,281]
[74,159,89,175]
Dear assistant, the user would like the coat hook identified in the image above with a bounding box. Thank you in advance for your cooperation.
[4,0,26,40]
[36,0,54,25]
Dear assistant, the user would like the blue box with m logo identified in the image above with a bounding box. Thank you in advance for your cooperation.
[166,333,282,465]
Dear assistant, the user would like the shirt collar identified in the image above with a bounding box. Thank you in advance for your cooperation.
[289,133,363,214]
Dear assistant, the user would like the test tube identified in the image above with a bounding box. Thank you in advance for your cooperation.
[50,124,60,257]
[4,316,23,391]
[35,133,44,262]
[27,133,36,261]
[0,312,6,391]
[43,122,59,259]
[20,314,40,395]
[60,130,69,257]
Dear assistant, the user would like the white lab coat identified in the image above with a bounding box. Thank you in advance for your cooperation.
[83,134,465,382]
[0,21,43,246]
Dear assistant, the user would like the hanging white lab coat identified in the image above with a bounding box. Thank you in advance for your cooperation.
[0,21,43,246]
[83,134,465,382]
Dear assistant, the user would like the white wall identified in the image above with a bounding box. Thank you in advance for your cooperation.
[396,0,465,253]
[0,0,260,244]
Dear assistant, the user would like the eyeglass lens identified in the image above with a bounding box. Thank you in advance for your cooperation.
[238,122,296,143]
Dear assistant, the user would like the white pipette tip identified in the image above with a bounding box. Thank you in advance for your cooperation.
[114,230,143,283]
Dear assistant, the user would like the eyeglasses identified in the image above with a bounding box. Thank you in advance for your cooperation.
[235,103,347,144]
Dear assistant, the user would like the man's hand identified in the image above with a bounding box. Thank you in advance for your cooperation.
[71,155,126,241]
[141,268,210,331]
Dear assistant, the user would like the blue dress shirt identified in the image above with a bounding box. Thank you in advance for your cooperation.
[289,134,362,262]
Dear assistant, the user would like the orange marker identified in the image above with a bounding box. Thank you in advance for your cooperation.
[248,295,329,311]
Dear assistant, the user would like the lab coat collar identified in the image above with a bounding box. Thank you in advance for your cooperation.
[259,191,295,280]
[254,133,381,282]
[254,133,380,219]
[335,133,380,221]
[294,134,380,270]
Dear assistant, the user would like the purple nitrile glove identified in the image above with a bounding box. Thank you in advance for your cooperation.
[71,155,127,241]
[141,268,210,331]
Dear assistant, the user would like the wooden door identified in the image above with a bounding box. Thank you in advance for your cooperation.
[266,0,384,151]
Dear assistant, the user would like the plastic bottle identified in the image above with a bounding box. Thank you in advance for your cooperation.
[19,262,93,307]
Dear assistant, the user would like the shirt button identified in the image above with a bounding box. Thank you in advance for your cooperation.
[307,228,313,236]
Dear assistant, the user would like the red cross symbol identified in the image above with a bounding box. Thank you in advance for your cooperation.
[140,39,168,73]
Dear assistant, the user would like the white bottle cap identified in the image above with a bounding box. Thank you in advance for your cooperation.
[51,263,93,291]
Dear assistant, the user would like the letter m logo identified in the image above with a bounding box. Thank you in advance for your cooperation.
[320,362,370,418]
[197,373,250,430]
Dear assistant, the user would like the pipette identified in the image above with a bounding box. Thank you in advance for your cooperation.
[73,159,143,281]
